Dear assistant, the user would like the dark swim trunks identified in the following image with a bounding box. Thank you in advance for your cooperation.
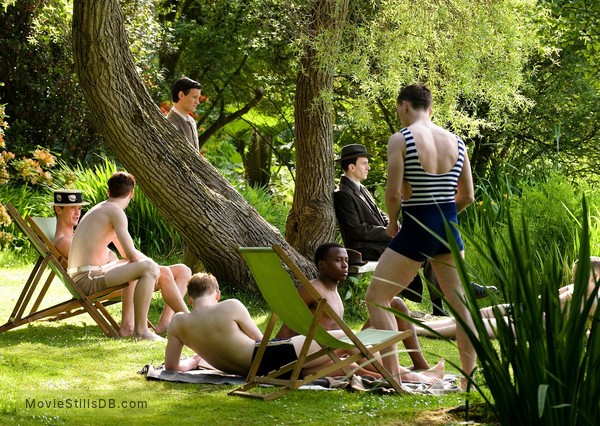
[388,202,464,262]
[252,338,298,379]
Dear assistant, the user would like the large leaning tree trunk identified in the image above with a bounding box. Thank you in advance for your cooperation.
[285,0,349,258]
[72,0,315,292]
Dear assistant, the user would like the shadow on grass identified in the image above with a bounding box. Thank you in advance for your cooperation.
[0,322,111,348]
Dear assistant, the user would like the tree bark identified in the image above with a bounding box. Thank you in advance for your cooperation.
[285,0,349,258]
[72,0,315,291]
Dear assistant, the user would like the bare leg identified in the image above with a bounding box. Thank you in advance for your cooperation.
[365,249,423,382]
[422,358,445,378]
[156,264,191,334]
[430,253,477,389]
[415,315,501,339]
[105,258,161,340]
[118,282,135,337]
[294,331,438,384]
[363,296,431,370]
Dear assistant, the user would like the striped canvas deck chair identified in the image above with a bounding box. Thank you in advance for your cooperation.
[229,244,411,400]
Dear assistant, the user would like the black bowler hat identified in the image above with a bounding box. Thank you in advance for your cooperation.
[346,248,368,266]
[335,144,373,162]
[50,189,89,206]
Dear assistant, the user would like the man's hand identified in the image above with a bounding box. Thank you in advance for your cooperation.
[386,221,399,237]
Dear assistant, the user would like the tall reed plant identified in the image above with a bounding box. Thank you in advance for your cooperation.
[450,197,600,425]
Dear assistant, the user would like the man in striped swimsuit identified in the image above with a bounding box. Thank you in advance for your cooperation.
[365,84,477,390]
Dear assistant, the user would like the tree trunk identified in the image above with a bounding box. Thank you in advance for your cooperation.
[285,0,349,258]
[72,0,315,292]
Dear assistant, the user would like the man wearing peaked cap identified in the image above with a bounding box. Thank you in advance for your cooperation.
[51,189,89,260]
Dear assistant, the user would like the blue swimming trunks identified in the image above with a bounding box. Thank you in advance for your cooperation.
[388,200,464,262]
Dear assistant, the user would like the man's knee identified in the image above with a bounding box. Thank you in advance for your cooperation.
[390,297,409,314]
[139,258,160,279]
[365,284,389,306]
[172,264,192,281]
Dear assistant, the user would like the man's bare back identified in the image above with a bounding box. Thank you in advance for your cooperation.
[166,299,260,375]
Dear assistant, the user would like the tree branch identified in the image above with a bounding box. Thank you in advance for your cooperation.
[197,87,265,149]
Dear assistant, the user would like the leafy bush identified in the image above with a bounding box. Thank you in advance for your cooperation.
[453,198,600,425]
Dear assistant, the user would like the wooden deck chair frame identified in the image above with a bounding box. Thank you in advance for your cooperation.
[0,202,128,338]
[229,244,411,401]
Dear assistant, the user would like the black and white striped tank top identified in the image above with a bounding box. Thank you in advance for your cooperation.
[401,127,465,207]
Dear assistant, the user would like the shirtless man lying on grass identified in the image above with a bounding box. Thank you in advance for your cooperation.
[165,272,387,379]
[273,243,443,384]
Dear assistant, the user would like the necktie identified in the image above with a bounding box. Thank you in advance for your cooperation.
[360,186,385,223]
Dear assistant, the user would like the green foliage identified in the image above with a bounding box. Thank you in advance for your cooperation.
[1,156,295,257]
[453,198,600,425]
[204,136,294,235]
[0,0,173,164]
[460,171,600,290]
[0,0,106,163]
[334,0,540,136]
[541,0,600,88]
[338,274,369,321]
[235,184,289,235]
[121,0,168,95]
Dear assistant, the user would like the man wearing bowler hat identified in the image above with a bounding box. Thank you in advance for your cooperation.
[334,144,392,261]
[333,144,441,312]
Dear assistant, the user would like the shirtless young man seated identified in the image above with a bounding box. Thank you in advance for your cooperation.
[52,188,190,335]
[67,172,189,340]
[165,273,385,378]
[275,243,443,384]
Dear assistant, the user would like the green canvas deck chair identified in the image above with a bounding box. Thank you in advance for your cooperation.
[229,244,411,400]
[0,202,128,338]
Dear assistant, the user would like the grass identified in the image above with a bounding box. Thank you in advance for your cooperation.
[0,250,490,426]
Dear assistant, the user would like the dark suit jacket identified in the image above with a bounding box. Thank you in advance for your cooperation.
[333,175,392,261]
[166,108,199,151]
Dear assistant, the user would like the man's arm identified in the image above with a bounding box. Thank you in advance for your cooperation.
[164,316,202,371]
[229,299,263,341]
[110,207,145,261]
[385,132,406,237]
[455,148,475,212]
[53,236,72,260]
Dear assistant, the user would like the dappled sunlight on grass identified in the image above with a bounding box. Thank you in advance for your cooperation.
[1,258,483,425]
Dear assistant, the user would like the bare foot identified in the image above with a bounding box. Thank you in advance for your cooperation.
[155,324,168,335]
[133,330,165,341]
[461,376,473,391]
[422,358,445,379]
[118,326,134,338]
[400,371,440,384]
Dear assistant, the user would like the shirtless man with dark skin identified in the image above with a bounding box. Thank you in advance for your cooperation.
[276,242,444,383]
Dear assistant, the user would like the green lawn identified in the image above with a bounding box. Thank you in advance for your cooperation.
[0,260,491,425]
